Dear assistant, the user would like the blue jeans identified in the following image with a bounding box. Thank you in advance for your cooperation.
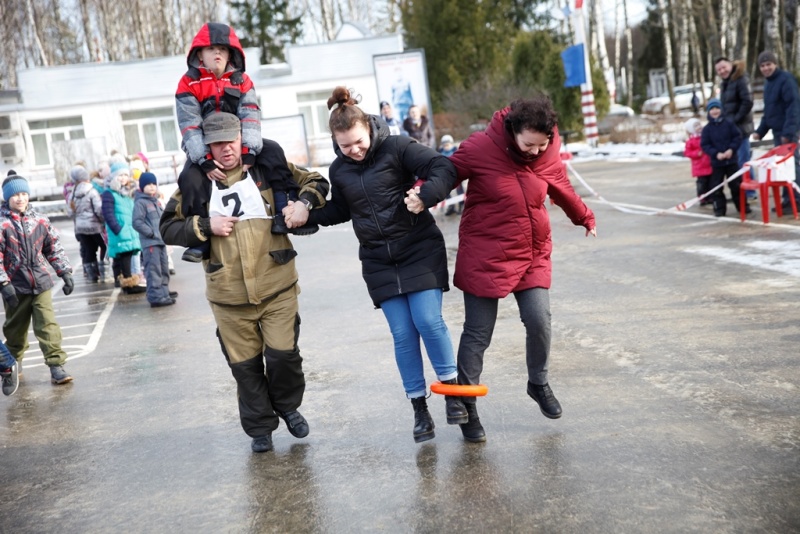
[381,289,457,398]
[457,288,551,403]
[737,137,751,169]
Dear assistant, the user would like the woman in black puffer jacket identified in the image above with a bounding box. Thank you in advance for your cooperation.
[296,86,462,443]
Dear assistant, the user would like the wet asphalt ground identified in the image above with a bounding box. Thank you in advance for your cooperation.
[1,158,799,533]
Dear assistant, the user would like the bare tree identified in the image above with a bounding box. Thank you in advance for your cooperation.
[622,0,633,107]
[656,0,676,112]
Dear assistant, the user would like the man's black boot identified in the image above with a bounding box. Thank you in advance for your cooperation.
[459,402,486,443]
[442,379,468,424]
[411,396,435,443]
[527,381,562,419]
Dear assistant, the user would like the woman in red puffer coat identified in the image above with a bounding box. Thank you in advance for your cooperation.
[410,96,596,443]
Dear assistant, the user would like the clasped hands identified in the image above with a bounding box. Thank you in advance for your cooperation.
[716,149,735,161]
[210,200,310,234]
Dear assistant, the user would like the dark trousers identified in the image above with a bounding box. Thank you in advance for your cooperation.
[211,288,305,438]
[696,175,711,203]
[709,163,743,216]
[111,250,135,280]
[76,233,106,264]
[456,288,551,403]
[142,244,170,303]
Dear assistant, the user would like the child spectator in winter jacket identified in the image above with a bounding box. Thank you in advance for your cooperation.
[66,164,106,283]
[175,22,314,263]
[132,173,176,308]
[683,118,713,206]
[0,172,75,386]
[701,98,750,217]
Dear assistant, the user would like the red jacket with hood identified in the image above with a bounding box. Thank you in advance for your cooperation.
[175,23,262,170]
[448,107,595,298]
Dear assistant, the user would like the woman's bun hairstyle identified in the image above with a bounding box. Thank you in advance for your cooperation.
[327,86,369,133]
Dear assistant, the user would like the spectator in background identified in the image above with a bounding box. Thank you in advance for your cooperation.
[714,57,755,170]
[132,172,176,308]
[438,135,464,216]
[102,162,145,294]
[403,105,436,148]
[683,118,713,206]
[701,98,748,217]
[66,165,106,283]
[752,50,800,208]
[379,101,403,136]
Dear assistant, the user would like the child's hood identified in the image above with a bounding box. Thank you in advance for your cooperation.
[187,23,246,74]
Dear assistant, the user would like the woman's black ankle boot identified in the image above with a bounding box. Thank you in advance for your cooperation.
[442,379,469,424]
[410,397,435,443]
[459,402,486,443]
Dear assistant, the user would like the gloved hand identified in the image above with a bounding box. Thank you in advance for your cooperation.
[1,283,18,308]
[61,274,74,296]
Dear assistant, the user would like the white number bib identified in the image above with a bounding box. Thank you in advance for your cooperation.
[208,174,270,221]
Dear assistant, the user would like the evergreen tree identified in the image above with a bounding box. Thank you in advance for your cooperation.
[401,0,519,110]
[230,0,302,64]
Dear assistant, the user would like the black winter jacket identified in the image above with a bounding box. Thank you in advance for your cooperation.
[719,60,754,135]
[309,116,456,307]
[701,115,742,168]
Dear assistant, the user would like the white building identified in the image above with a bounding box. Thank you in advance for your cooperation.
[0,24,404,198]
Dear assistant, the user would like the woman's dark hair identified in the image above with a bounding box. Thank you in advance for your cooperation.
[327,86,370,133]
[504,96,558,138]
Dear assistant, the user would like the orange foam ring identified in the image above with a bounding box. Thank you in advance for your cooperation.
[430,381,489,397]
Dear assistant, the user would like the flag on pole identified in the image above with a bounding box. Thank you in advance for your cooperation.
[561,44,586,87]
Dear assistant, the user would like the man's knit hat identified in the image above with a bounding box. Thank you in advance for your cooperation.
[758,51,778,66]
[69,165,90,183]
[139,172,158,191]
[3,172,30,200]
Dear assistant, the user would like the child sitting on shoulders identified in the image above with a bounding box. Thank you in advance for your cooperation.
[175,22,315,263]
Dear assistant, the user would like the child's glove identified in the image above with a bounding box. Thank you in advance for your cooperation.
[61,274,74,296]
[1,283,18,308]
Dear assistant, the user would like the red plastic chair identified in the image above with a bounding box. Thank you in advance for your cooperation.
[740,143,799,223]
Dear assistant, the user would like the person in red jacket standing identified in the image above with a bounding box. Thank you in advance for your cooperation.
[683,118,713,205]
[407,96,596,443]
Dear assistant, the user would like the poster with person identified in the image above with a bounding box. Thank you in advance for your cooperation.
[373,49,434,132]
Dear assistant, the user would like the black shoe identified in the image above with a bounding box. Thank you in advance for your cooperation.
[442,379,468,424]
[290,223,319,236]
[181,246,205,263]
[150,298,176,308]
[411,397,435,443]
[169,291,178,298]
[527,382,562,419]
[251,434,274,453]
[278,410,309,438]
[459,402,486,442]
[123,285,147,294]
[271,214,289,235]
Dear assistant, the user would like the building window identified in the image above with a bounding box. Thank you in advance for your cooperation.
[121,107,179,155]
[27,116,85,167]
[297,90,331,137]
